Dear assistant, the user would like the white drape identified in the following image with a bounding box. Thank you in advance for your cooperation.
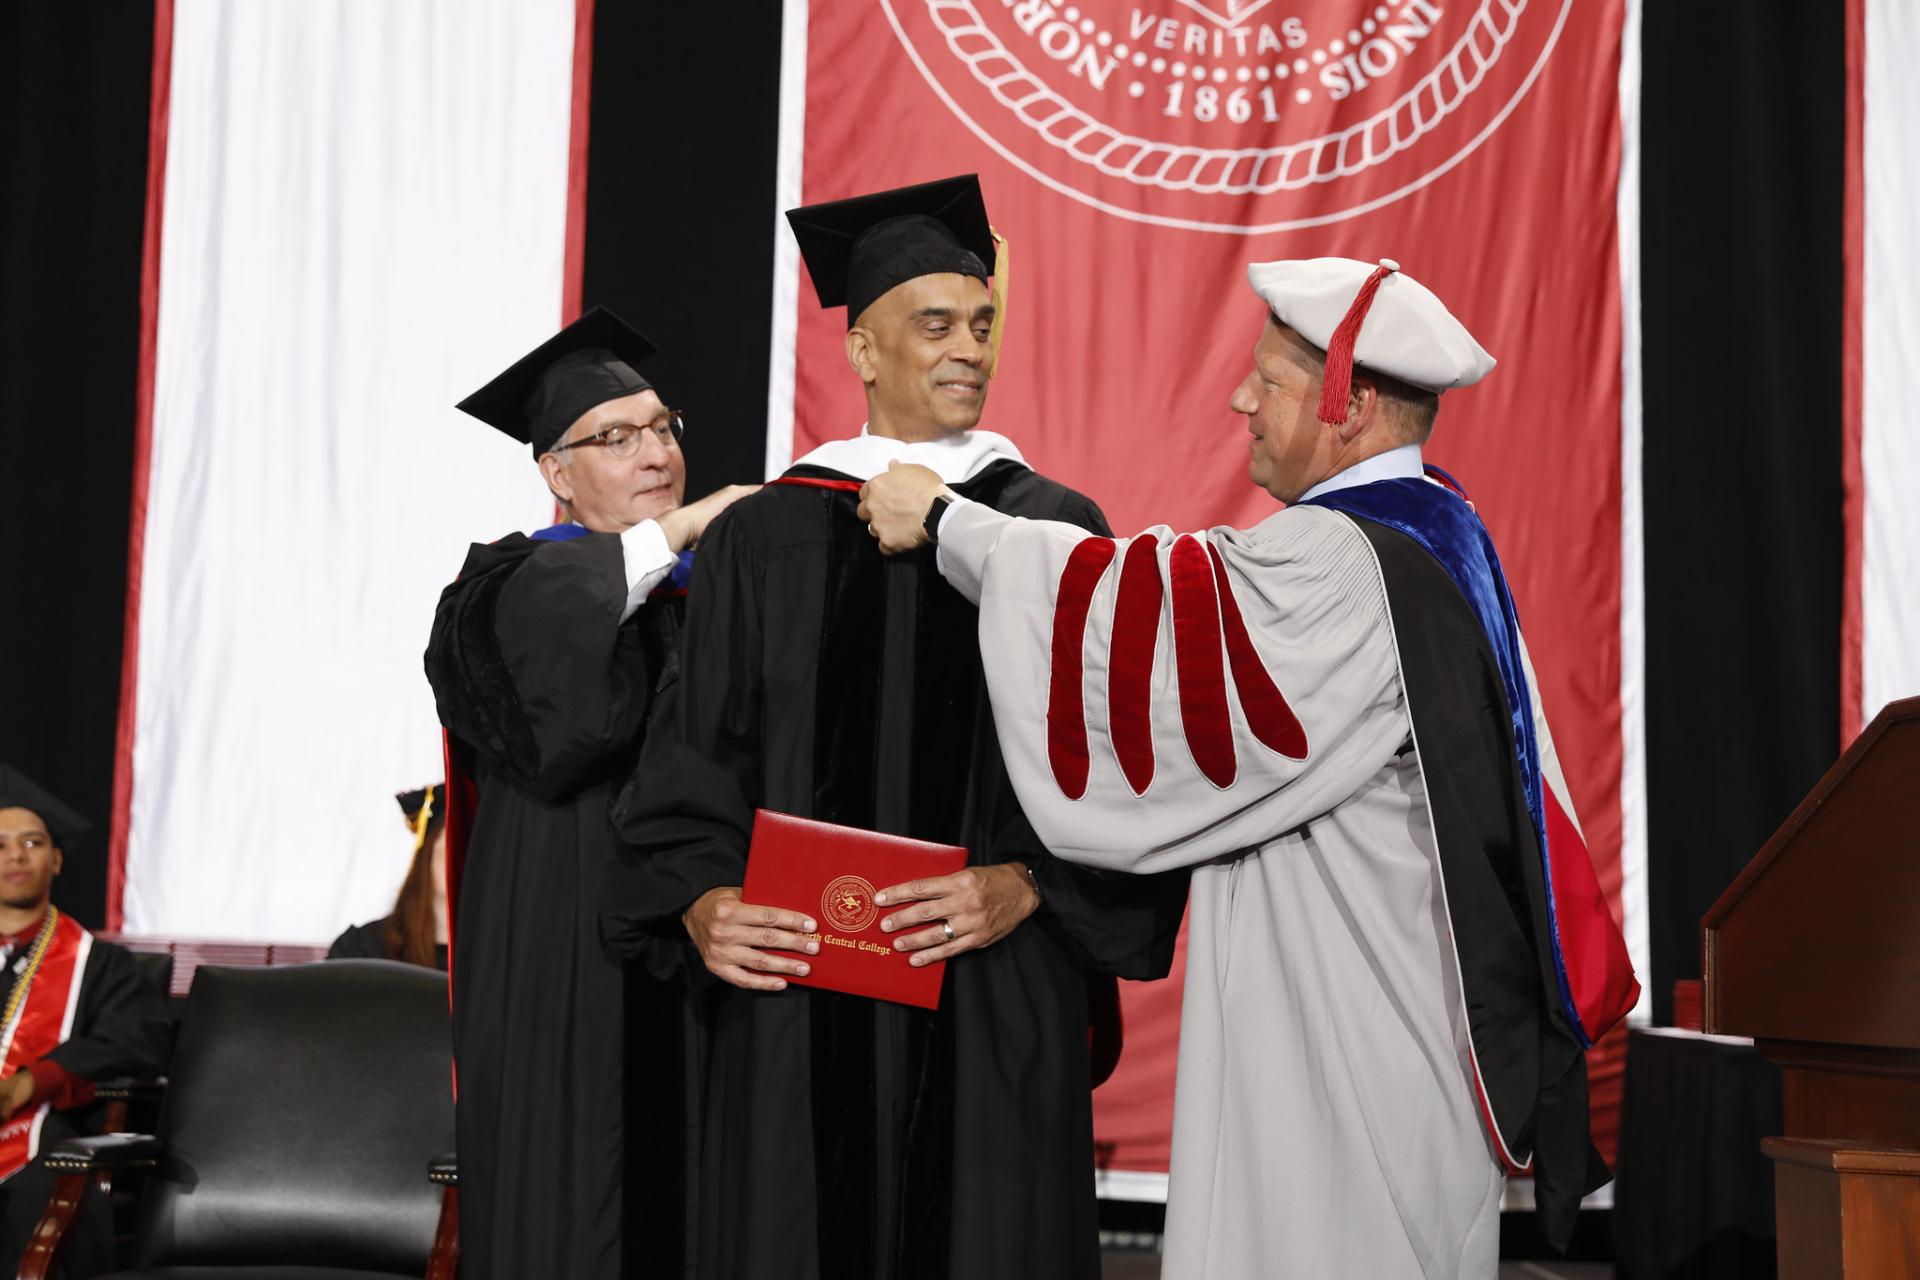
[126,0,575,940]
[1863,0,1920,726]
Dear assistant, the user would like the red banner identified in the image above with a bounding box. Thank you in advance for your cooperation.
[774,0,1636,1189]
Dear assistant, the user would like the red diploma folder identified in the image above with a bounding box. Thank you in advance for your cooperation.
[741,809,967,1010]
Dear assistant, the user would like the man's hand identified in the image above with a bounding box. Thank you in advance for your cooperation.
[0,1071,33,1121]
[857,462,951,555]
[682,886,819,992]
[658,484,761,553]
[874,863,1039,966]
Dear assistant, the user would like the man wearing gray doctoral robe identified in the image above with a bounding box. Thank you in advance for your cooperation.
[860,256,1641,1277]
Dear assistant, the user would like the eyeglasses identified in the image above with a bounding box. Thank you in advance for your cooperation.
[549,410,686,460]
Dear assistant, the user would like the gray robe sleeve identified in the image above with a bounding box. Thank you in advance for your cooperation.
[938,501,1408,873]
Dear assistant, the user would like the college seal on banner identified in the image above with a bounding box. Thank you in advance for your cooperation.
[883,0,1570,232]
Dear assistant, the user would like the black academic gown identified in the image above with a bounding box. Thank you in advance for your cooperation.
[0,938,171,1279]
[424,529,681,1280]
[605,461,1188,1280]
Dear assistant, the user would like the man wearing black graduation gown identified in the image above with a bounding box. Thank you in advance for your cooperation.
[606,177,1187,1280]
[423,311,753,1280]
[0,766,170,1277]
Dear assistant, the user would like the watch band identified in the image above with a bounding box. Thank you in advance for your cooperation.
[923,493,954,545]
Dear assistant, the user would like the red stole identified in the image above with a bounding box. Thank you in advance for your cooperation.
[0,909,91,1184]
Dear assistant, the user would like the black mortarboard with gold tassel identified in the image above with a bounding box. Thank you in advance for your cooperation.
[394,784,440,853]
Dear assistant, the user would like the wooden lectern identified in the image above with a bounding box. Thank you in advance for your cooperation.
[1703,695,1920,1278]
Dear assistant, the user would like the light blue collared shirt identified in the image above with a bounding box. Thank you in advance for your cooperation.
[1295,444,1425,505]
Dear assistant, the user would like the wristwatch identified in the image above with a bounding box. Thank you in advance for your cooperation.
[922,493,955,545]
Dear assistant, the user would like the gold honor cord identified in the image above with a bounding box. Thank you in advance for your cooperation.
[411,785,438,855]
[986,227,1010,380]
[0,906,62,1046]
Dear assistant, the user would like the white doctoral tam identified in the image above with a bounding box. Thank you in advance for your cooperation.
[1247,257,1496,395]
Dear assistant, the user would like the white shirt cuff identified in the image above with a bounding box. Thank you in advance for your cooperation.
[933,495,974,577]
[619,518,677,622]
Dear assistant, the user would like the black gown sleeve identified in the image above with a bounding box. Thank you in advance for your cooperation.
[43,942,171,1083]
[989,801,1187,978]
[425,532,657,802]
[602,509,763,978]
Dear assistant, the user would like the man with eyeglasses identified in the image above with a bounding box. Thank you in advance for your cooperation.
[424,307,752,1280]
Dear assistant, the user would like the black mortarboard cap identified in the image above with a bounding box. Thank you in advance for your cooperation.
[786,175,996,327]
[0,765,93,849]
[394,786,435,823]
[395,783,444,848]
[456,307,658,457]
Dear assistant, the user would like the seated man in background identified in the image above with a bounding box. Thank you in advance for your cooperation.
[328,784,449,970]
[425,308,755,1280]
[0,765,170,1277]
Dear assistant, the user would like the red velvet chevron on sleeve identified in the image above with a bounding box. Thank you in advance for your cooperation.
[1047,538,1119,800]
[1208,543,1308,759]
[1045,534,1307,800]
[1109,537,1165,796]
[1170,535,1236,787]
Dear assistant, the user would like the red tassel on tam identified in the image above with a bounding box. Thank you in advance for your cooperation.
[1317,260,1398,425]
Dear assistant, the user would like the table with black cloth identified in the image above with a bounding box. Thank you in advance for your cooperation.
[1612,1026,1783,1279]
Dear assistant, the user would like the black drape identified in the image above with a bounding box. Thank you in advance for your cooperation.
[0,1,157,929]
[580,2,786,498]
[1612,1029,1782,1278]
[1639,0,1846,1025]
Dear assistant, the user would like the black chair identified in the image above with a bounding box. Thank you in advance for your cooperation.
[96,947,176,1115]
[19,960,457,1280]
